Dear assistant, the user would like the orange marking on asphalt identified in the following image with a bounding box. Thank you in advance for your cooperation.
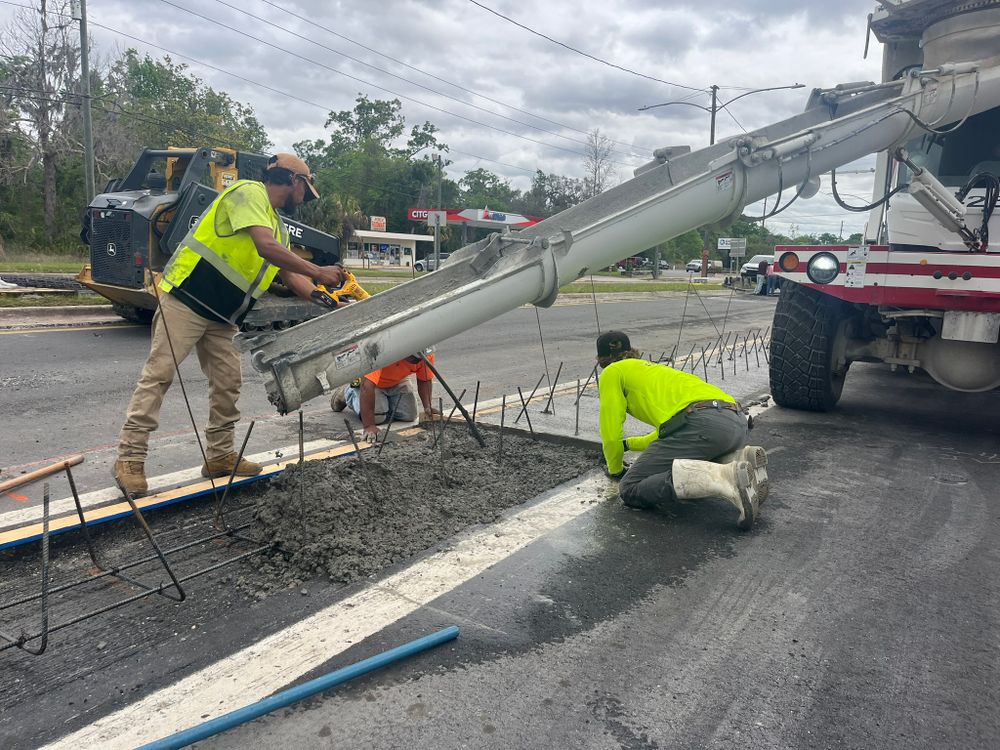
[4,492,29,502]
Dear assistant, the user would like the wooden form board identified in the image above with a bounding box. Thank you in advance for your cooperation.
[0,428,423,552]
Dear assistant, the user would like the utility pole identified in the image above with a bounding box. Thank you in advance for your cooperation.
[72,0,95,200]
[708,85,719,147]
[639,82,803,280]
[433,153,443,269]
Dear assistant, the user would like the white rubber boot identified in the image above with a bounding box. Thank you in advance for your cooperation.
[715,445,768,503]
[672,458,759,530]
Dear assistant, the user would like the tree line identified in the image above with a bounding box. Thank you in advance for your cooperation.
[1,1,859,264]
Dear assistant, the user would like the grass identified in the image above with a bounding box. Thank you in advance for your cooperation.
[560,281,725,293]
[0,294,109,308]
[0,257,87,273]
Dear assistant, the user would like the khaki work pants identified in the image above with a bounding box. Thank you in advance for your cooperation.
[118,292,242,462]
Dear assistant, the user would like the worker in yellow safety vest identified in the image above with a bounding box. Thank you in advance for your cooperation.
[596,330,770,529]
[113,153,345,497]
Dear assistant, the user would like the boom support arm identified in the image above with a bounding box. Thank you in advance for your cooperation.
[238,62,1000,414]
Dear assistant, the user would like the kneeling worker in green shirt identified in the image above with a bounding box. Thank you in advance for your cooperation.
[596,331,769,529]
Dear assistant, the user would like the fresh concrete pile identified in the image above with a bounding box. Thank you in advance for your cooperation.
[254,426,597,585]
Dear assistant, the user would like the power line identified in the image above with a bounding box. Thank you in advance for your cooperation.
[466,0,708,93]
[258,0,650,154]
[83,16,555,180]
[237,0,651,159]
[158,0,637,167]
[0,1,584,184]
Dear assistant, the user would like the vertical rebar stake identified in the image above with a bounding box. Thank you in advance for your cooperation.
[541,361,563,415]
[701,346,709,381]
[437,397,448,486]
[216,420,256,529]
[574,378,581,436]
[514,373,546,423]
[298,411,304,463]
[22,483,51,655]
[377,398,401,458]
[517,387,536,440]
[576,362,598,404]
[472,380,481,423]
[686,343,698,372]
[433,389,467,449]
[418,355,486,447]
[344,418,376,501]
[498,394,506,469]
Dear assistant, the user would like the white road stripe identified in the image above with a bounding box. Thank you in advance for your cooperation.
[42,472,608,750]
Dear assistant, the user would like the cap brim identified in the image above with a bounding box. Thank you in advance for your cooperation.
[303,179,319,202]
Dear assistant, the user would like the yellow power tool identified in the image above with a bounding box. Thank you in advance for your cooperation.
[311,271,370,309]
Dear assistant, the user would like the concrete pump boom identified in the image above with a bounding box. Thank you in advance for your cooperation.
[238,2,1000,414]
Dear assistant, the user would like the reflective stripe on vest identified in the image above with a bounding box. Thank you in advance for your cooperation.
[161,181,286,324]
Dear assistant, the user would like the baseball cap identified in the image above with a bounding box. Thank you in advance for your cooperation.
[266,153,319,202]
[596,330,631,358]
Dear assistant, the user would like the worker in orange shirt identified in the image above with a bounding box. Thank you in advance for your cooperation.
[331,351,442,443]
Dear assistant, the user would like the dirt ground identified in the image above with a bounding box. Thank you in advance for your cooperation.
[252,424,598,587]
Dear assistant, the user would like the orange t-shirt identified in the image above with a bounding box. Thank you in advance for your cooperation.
[364,353,435,389]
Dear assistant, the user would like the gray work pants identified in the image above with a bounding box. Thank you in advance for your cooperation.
[618,407,748,509]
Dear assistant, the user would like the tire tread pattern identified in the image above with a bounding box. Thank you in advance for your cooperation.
[769,282,850,411]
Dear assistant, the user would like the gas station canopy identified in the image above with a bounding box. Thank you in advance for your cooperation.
[407,207,541,230]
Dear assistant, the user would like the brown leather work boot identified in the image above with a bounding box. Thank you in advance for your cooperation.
[330,384,348,412]
[201,453,263,479]
[113,460,148,497]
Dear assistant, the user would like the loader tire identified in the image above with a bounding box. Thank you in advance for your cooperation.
[111,302,154,325]
[769,282,852,412]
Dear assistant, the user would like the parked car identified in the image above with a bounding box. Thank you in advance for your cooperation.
[686,259,722,273]
[414,253,451,272]
[616,256,649,274]
[740,254,775,282]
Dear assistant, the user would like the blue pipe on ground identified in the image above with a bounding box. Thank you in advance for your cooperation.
[139,624,460,750]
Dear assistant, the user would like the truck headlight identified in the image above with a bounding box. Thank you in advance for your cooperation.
[806,252,839,284]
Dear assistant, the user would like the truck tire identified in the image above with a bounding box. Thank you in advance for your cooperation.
[111,302,154,325]
[769,282,852,411]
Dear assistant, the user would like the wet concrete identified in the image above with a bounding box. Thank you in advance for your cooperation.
[253,427,596,587]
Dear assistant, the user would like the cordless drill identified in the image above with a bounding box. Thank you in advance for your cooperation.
[311,271,371,309]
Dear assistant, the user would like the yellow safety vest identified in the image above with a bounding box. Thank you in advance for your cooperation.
[160,180,286,324]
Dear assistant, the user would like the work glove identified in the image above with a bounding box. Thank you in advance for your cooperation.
[362,425,379,444]
[418,407,443,422]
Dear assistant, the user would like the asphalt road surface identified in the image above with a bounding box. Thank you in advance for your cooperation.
[2,292,998,749]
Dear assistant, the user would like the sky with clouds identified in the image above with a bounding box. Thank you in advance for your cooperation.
[2,0,889,237]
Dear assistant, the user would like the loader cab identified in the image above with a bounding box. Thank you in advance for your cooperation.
[888,107,1000,252]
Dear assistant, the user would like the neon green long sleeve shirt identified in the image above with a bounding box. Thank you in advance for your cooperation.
[598,358,736,473]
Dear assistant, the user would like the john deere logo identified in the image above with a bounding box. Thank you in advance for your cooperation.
[107,242,117,256]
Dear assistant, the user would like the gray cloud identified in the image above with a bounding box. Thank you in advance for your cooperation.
[0,0,887,233]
